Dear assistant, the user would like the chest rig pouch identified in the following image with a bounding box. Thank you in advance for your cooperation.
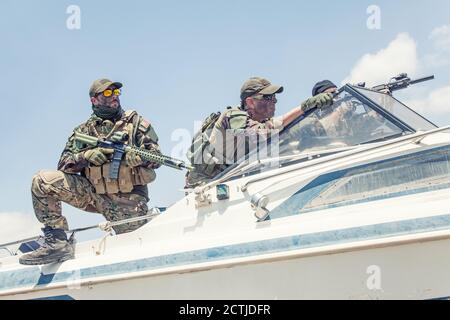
[84,110,157,195]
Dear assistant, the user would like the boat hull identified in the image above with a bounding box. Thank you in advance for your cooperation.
[3,231,450,300]
[3,132,450,300]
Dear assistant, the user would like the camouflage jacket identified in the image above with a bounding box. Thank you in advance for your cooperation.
[185,106,284,188]
[57,110,160,200]
[58,110,160,173]
[215,106,284,133]
[209,106,284,162]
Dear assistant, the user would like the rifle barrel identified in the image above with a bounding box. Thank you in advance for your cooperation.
[372,74,435,93]
[410,75,435,85]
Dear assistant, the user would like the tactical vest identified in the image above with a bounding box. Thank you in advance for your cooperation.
[186,107,248,187]
[83,110,157,195]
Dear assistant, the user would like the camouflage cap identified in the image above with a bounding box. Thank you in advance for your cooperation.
[89,79,123,97]
[240,77,284,101]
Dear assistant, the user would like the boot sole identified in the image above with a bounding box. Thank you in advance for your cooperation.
[19,253,75,266]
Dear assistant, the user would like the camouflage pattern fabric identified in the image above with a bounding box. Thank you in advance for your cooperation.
[185,106,283,188]
[31,110,160,234]
[215,106,283,132]
[59,112,161,175]
[32,170,148,234]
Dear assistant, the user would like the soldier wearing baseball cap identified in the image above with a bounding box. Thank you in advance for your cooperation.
[240,77,284,101]
[185,76,335,188]
[20,78,162,266]
[89,78,123,97]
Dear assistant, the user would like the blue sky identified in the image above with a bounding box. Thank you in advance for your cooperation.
[1,0,450,242]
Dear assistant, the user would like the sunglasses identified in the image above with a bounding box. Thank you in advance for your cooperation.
[99,88,121,97]
[253,94,277,102]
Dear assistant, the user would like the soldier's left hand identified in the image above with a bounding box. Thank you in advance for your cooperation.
[125,151,144,168]
[301,93,334,113]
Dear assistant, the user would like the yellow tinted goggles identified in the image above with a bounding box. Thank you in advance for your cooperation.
[101,88,121,97]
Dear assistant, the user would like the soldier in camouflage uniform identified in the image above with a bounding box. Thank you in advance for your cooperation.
[185,77,334,187]
[20,79,161,265]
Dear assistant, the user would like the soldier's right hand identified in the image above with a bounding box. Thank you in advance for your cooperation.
[84,148,115,166]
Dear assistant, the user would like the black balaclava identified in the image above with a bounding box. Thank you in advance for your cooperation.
[92,104,124,120]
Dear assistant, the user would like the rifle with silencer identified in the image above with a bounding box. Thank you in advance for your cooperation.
[74,131,194,179]
[371,73,435,93]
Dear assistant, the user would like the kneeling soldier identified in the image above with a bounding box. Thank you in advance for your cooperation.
[20,79,161,265]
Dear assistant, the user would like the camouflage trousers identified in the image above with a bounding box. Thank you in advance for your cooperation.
[31,170,149,234]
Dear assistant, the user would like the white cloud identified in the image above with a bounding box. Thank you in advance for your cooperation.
[0,212,42,256]
[342,33,419,87]
[424,25,450,67]
[406,86,450,115]
[409,25,450,116]
[343,27,450,86]
[343,28,450,116]
[430,25,450,53]
[423,53,450,68]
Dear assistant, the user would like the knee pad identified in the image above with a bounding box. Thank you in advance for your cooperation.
[38,170,64,184]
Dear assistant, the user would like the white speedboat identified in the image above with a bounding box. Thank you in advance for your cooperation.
[2,75,450,300]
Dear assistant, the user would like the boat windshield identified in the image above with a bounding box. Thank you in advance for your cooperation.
[353,86,437,131]
[278,89,407,158]
[219,85,435,179]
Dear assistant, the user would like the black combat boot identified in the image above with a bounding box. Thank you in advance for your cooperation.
[19,227,74,265]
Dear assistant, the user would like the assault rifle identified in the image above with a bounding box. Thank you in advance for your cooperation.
[74,131,194,179]
[371,73,435,93]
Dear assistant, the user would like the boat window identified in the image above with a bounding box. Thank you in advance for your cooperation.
[354,87,437,131]
[269,146,450,219]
